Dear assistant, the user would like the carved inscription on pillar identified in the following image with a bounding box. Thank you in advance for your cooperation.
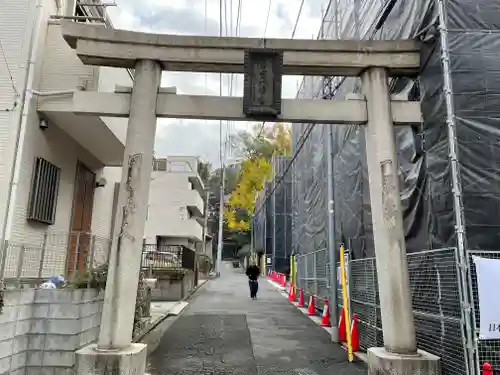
[243,49,283,119]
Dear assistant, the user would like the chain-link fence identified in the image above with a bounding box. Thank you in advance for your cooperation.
[300,247,470,375]
[408,248,467,375]
[0,231,111,287]
[349,255,382,350]
[296,248,331,311]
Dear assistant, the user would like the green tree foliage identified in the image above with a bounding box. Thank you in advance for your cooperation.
[225,123,291,232]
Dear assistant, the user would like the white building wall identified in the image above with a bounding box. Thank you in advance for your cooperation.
[144,171,204,246]
[91,166,122,239]
[0,0,41,252]
[0,0,127,277]
[98,67,132,144]
[38,23,131,145]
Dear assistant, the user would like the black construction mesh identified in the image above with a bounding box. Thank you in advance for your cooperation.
[280,0,500,374]
[291,0,500,260]
[253,157,292,275]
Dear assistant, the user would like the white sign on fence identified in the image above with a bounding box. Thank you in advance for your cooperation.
[337,252,350,292]
[473,256,500,339]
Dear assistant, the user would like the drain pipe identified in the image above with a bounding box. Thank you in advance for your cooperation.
[0,0,44,284]
[436,0,475,373]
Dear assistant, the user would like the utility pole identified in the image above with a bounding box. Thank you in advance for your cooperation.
[196,190,210,282]
[326,123,339,343]
[216,166,225,277]
[201,190,210,255]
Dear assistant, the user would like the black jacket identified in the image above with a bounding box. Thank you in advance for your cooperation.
[246,265,260,281]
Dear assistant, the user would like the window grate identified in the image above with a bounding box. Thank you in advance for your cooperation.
[27,157,61,225]
[153,158,167,171]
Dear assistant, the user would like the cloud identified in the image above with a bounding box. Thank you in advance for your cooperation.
[108,0,324,166]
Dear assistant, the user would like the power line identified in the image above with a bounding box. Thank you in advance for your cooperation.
[263,0,272,37]
[0,39,19,96]
[236,0,242,35]
[253,75,346,217]
[254,0,390,216]
[291,0,305,38]
[219,0,224,168]
[254,0,305,153]
[253,123,313,217]
[216,0,226,276]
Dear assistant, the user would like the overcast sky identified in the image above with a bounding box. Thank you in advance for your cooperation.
[107,0,326,167]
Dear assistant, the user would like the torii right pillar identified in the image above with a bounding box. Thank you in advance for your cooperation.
[362,67,440,375]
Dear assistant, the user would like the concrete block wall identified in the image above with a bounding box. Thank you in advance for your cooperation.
[151,271,195,301]
[0,288,103,375]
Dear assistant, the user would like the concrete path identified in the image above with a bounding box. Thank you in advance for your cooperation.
[146,267,366,375]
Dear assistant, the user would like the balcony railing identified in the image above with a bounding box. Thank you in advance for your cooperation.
[0,231,111,287]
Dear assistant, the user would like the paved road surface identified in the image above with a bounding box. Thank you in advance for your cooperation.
[147,266,366,375]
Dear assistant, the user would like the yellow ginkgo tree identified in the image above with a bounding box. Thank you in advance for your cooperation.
[224,123,291,232]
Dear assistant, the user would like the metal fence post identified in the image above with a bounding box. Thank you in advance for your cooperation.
[87,235,96,289]
[326,122,339,341]
[305,253,308,296]
[38,233,48,280]
[73,232,81,276]
[63,233,71,279]
[457,248,475,375]
[313,250,318,296]
[0,240,8,286]
[16,245,26,288]
[296,255,300,289]
[88,235,96,270]
[347,250,352,320]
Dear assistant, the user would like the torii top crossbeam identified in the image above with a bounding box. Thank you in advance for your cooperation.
[61,21,420,76]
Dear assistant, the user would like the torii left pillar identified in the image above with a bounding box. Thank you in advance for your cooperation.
[75,60,161,374]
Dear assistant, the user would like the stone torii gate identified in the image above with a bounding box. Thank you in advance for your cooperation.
[60,21,439,375]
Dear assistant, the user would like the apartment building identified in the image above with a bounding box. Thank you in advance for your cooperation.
[144,156,207,252]
[0,0,130,280]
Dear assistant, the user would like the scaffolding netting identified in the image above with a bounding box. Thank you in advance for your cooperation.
[252,156,292,274]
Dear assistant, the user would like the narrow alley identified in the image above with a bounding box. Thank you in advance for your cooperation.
[146,266,366,375]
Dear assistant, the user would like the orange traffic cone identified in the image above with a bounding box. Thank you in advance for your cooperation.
[483,363,493,375]
[338,307,346,342]
[290,285,296,302]
[288,285,293,301]
[298,288,305,307]
[307,295,316,316]
[351,313,360,351]
[282,276,287,287]
[321,299,331,327]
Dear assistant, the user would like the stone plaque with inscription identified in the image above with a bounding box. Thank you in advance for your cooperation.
[243,49,283,119]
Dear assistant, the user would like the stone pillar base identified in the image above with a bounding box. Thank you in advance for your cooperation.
[367,347,440,375]
[76,343,147,375]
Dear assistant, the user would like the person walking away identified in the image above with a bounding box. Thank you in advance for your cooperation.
[246,261,260,299]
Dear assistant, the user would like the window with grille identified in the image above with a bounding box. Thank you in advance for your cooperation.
[74,1,105,22]
[27,158,61,225]
[153,158,167,171]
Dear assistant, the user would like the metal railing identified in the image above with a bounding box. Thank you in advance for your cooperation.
[296,248,331,311]
[0,231,111,287]
[141,244,196,276]
[349,255,382,350]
